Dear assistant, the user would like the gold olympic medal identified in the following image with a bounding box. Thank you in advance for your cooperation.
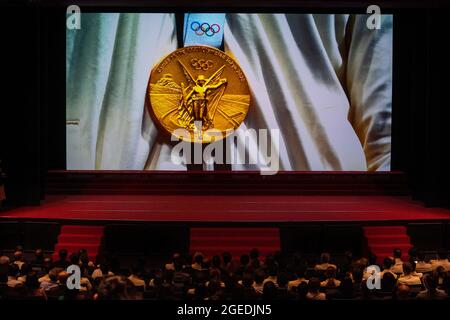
[147,46,251,143]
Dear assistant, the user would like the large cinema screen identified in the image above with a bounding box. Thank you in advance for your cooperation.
[66,13,393,172]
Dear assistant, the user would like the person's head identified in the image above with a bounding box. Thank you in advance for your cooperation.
[240,254,250,266]
[48,268,59,282]
[196,75,206,86]
[0,271,7,283]
[184,253,192,266]
[202,257,211,269]
[361,280,372,298]
[368,252,377,266]
[222,252,232,266]
[96,276,137,300]
[209,269,220,281]
[277,272,288,288]
[58,271,70,285]
[163,270,174,284]
[43,257,53,272]
[408,247,418,259]
[79,249,89,265]
[402,262,413,275]
[339,276,354,297]
[417,250,426,262]
[152,274,163,287]
[13,250,23,262]
[172,252,181,264]
[325,266,336,279]
[193,252,204,265]
[352,267,364,284]
[78,264,87,278]
[242,273,254,288]
[0,256,8,276]
[254,270,265,284]
[381,272,396,292]
[34,249,43,259]
[130,264,142,277]
[393,248,402,259]
[437,249,448,260]
[173,259,183,272]
[396,284,411,300]
[59,249,68,261]
[383,257,393,270]
[268,265,278,277]
[295,265,306,279]
[422,273,438,291]
[8,263,19,277]
[100,263,110,275]
[70,253,80,266]
[0,255,10,266]
[207,279,221,297]
[436,266,447,278]
[344,250,354,263]
[212,255,221,269]
[262,281,277,300]
[356,258,369,269]
[320,252,331,264]
[296,281,308,299]
[20,263,32,276]
[25,272,40,290]
[308,277,321,293]
[250,248,259,260]
[193,283,206,300]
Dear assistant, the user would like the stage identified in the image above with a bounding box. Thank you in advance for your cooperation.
[2,171,449,260]
[0,171,448,225]
[2,194,450,224]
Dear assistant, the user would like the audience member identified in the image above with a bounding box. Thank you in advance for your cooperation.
[415,250,433,273]
[391,249,404,274]
[306,277,326,300]
[416,273,448,300]
[398,262,422,286]
[314,252,337,272]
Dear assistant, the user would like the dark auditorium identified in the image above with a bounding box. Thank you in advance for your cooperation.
[1,0,450,313]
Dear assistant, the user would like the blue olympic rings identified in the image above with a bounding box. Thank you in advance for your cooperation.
[190,21,221,37]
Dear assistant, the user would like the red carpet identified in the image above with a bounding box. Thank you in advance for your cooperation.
[190,228,280,257]
[53,225,104,261]
[2,195,450,222]
[363,226,412,264]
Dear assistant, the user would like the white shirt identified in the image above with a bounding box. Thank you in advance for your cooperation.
[288,278,308,291]
[91,268,114,279]
[306,291,326,300]
[415,261,433,273]
[315,263,338,271]
[431,259,450,271]
[128,275,146,289]
[397,274,422,286]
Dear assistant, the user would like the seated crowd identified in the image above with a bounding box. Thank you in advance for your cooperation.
[0,246,449,300]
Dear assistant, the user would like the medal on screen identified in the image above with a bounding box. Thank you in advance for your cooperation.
[147,46,251,143]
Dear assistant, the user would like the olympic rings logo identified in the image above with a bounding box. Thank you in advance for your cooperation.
[190,59,214,71]
[190,21,221,37]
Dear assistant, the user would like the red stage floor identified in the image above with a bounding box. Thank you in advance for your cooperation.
[1,195,450,223]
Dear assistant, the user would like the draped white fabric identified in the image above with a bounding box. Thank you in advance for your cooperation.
[66,13,392,171]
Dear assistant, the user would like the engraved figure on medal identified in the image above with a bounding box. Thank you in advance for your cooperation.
[148,46,250,143]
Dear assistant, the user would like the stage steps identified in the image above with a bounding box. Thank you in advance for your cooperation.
[190,227,280,257]
[363,226,412,264]
[53,225,104,262]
